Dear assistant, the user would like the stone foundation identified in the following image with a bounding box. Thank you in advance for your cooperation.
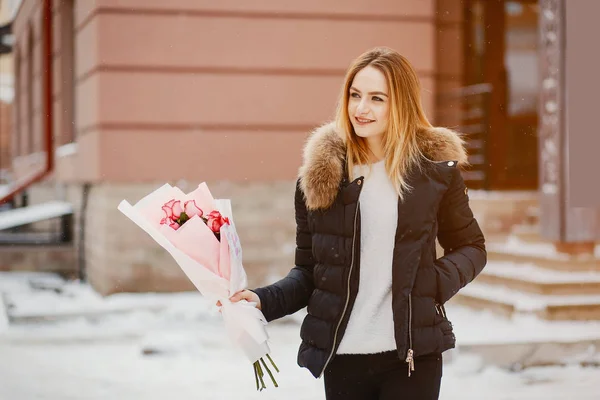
[0,245,77,276]
[85,180,297,295]
[3,179,297,295]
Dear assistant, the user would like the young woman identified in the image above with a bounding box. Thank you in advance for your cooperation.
[228,47,487,399]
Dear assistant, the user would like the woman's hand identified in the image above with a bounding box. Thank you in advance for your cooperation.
[216,290,261,310]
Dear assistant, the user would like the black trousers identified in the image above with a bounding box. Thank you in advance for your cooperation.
[323,351,442,400]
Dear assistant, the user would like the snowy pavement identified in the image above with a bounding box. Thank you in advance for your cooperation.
[1,272,599,400]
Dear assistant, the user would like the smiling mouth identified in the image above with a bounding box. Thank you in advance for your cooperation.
[355,117,375,125]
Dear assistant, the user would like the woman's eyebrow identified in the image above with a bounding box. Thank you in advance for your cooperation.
[349,87,388,97]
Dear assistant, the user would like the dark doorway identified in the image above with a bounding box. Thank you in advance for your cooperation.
[464,0,540,190]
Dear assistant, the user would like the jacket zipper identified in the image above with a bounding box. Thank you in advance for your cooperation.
[319,200,360,378]
[405,293,415,377]
[435,301,447,319]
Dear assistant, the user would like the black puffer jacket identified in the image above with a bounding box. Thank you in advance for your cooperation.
[253,122,487,379]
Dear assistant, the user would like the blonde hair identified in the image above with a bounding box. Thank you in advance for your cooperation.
[335,47,433,201]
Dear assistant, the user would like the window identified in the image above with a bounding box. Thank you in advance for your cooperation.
[13,47,19,157]
[60,0,75,144]
[26,24,33,154]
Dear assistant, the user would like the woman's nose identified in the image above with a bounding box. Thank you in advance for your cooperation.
[356,100,369,115]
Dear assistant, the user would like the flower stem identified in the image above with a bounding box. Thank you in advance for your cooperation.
[266,353,280,373]
[252,355,280,390]
[260,357,278,388]
[253,361,260,391]
[256,359,266,390]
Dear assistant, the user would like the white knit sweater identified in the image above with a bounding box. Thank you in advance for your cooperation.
[336,160,399,354]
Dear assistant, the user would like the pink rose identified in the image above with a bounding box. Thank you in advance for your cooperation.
[161,199,176,220]
[206,210,230,233]
[161,199,182,220]
[171,200,183,219]
[161,199,184,229]
[184,200,203,218]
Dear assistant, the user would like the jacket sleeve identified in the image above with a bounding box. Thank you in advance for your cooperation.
[251,179,316,322]
[434,166,487,304]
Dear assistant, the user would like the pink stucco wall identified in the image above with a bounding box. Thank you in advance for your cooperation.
[12,0,438,185]
[7,0,460,294]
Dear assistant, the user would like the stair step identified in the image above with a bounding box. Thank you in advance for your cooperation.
[487,238,600,272]
[477,261,600,295]
[510,225,542,244]
[0,201,73,231]
[467,191,538,235]
[488,250,600,272]
[454,282,600,320]
[524,205,539,225]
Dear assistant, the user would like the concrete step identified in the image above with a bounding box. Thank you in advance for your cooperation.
[454,282,600,320]
[510,224,543,244]
[468,190,538,236]
[477,261,600,296]
[0,201,73,231]
[524,205,539,225]
[487,238,600,272]
[458,339,600,370]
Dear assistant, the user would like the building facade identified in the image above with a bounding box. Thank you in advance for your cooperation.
[4,0,467,294]
[10,0,596,301]
[0,0,14,175]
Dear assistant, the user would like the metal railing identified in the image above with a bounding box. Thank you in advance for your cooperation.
[436,83,493,190]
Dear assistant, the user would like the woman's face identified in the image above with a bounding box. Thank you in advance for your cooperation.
[347,65,390,140]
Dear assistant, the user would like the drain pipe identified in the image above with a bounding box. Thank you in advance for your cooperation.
[78,182,91,282]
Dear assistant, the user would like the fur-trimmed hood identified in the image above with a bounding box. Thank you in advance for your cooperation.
[298,122,468,210]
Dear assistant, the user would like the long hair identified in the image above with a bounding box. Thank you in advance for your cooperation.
[335,47,433,201]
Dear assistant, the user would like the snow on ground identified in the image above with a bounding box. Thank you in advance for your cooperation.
[1,272,599,400]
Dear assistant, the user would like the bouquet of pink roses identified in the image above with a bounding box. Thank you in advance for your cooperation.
[118,182,278,390]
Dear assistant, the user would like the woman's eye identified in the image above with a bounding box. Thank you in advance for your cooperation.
[350,92,360,98]
[373,96,384,102]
